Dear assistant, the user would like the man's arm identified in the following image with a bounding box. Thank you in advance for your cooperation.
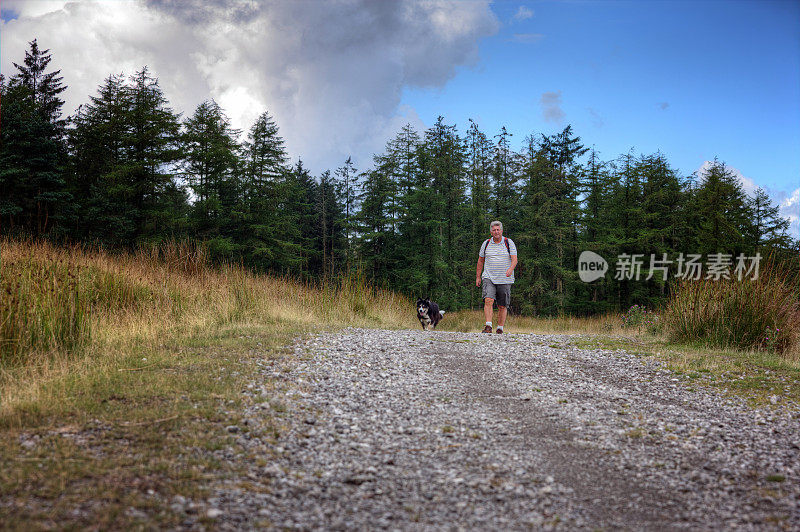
[476,256,484,286]
[506,255,518,277]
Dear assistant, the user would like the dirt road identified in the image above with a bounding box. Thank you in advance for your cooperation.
[207,328,800,530]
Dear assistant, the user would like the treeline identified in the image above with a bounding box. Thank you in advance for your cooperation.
[2,40,796,315]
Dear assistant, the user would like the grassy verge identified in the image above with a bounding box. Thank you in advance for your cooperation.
[0,239,414,529]
[439,309,800,407]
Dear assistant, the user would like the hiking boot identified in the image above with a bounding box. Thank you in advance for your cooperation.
[496,328,503,334]
[482,325,492,333]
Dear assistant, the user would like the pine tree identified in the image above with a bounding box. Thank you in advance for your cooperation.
[126,67,183,243]
[315,170,346,279]
[746,187,791,252]
[182,100,241,257]
[283,160,318,277]
[516,134,561,315]
[334,156,359,268]
[491,126,518,223]
[240,111,290,271]
[518,126,586,314]
[69,70,183,247]
[357,159,396,285]
[465,119,494,308]
[576,148,615,313]
[422,117,469,308]
[11,39,66,127]
[0,41,69,236]
[687,159,749,257]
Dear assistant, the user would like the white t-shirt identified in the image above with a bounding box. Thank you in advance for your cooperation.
[479,237,517,284]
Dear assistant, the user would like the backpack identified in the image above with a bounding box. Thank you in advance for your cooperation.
[482,237,511,255]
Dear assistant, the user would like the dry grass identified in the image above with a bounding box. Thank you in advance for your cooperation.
[437,309,623,335]
[0,238,414,423]
[0,238,414,528]
[662,253,800,355]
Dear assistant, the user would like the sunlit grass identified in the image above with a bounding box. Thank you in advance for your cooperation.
[0,238,415,528]
[662,253,799,356]
[0,238,414,424]
[437,309,623,335]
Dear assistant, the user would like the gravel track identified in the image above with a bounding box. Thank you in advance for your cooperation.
[200,328,800,530]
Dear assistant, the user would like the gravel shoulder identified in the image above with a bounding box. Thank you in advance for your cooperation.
[208,328,800,530]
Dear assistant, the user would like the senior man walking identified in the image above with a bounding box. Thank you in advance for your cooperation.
[476,221,517,333]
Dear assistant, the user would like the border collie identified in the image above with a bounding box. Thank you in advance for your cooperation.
[416,298,445,330]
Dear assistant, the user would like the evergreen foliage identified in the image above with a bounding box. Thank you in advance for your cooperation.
[2,41,797,315]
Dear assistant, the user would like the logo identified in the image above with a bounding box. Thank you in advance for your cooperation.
[577,251,761,282]
[578,251,608,282]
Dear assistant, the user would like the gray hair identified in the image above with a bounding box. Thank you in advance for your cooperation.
[490,221,503,230]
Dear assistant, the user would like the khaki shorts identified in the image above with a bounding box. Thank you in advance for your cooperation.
[482,278,511,307]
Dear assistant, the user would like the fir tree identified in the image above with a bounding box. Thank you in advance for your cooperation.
[0,41,69,236]
[746,187,791,252]
[182,100,241,256]
[240,111,290,271]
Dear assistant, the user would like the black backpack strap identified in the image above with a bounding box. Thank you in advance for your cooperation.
[483,237,512,255]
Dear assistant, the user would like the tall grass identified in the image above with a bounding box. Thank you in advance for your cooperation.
[662,254,800,355]
[0,238,414,397]
[1,253,91,365]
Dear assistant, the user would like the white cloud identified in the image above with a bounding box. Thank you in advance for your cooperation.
[511,33,544,44]
[696,162,798,238]
[780,188,799,238]
[540,90,564,123]
[1,0,498,174]
[514,6,534,20]
[2,0,68,18]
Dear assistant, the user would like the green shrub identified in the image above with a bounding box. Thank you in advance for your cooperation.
[663,254,799,354]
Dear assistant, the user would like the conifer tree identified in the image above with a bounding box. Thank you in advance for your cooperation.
[575,148,615,313]
[686,159,750,257]
[746,187,791,252]
[357,158,396,285]
[11,39,66,127]
[334,156,360,268]
[315,170,346,278]
[182,100,241,256]
[465,119,494,307]
[69,69,183,246]
[0,41,69,236]
[240,111,290,270]
[283,160,318,276]
[491,126,518,223]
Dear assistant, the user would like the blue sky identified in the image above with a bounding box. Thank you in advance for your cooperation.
[1,0,797,234]
[404,1,799,197]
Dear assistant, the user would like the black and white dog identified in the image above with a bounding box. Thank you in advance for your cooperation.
[416,298,445,330]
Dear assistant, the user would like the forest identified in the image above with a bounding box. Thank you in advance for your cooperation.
[2,40,796,315]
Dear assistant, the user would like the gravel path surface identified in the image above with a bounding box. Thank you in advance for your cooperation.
[200,328,800,530]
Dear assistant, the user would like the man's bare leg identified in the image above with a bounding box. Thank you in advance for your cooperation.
[497,306,507,327]
[484,298,494,324]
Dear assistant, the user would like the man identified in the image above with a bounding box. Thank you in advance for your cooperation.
[476,221,517,333]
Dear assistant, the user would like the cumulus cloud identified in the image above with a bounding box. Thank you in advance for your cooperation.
[514,6,534,20]
[779,188,799,238]
[696,162,798,238]
[1,0,498,174]
[540,90,565,123]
